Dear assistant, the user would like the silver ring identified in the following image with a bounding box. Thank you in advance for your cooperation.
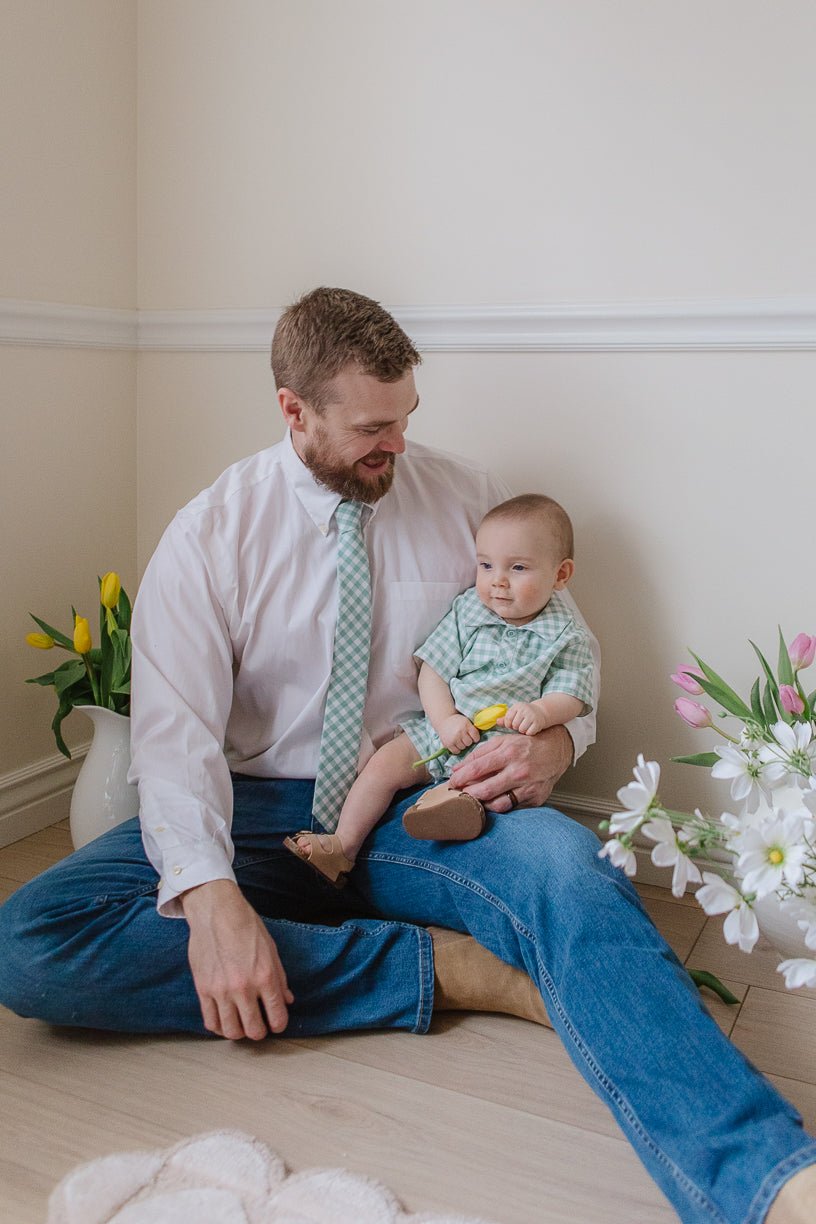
[506,789,519,809]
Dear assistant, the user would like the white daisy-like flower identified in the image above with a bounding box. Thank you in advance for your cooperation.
[759,720,816,789]
[736,813,809,897]
[598,838,637,877]
[777,958,816,990]
[642,817,703,897]
[711,745,772,811]
[695,871,759,953]
[610,755,660,834]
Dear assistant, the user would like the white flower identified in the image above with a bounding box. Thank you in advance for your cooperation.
[598,838,637,877]
[642,817,703,897]
[759,720,816,789]
[695,871,759,952]
[777,958,816,990]
[737,814,809,897]
[711,745,772,811]
[611,755,660,834]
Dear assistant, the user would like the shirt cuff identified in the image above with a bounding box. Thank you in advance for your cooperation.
[155,843,238,918]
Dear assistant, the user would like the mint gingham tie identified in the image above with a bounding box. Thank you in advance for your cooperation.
[312,500,372,832]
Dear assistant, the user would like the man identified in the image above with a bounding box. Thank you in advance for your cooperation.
[1,288,814,1223]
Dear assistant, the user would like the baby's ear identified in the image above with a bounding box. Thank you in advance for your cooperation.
[554,558,574,589]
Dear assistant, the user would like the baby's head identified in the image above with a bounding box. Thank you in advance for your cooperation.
[475,494,575,626]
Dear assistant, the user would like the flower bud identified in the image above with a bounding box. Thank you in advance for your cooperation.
[99,571,122,610]
[73,615,92,655]
[674,698,712,729]
[473,703,509,731]
[779,684,805,715]
[26,632,55,650]
[670,666,705,695]
[789,633,816,672]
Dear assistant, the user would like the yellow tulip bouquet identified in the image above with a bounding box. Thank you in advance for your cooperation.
[26,572,132,758]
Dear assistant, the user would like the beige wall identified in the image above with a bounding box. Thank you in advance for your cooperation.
[4,1,815,825]
[2,2,137,776]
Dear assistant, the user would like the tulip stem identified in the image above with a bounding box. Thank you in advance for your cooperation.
[82,654,101,705]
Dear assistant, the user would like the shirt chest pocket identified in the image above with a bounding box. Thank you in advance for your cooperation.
[387,581,464,679]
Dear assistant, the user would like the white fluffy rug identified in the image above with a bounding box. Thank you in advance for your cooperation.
[47,1130,494,1224]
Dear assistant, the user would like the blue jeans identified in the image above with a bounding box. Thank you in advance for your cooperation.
[0,777,813,1223]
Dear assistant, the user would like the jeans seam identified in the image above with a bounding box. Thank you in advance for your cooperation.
[743,1142,816,1224]
[364,850,728,1221]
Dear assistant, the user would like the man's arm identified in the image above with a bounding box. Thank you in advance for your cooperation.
[131,519,292,1039]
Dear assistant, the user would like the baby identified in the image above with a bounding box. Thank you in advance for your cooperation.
[285,493,595,885]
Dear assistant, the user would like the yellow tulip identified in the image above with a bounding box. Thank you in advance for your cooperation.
[26,632,55,650]
[472,703,509,731]
[100,572,122,610]
[73,615,93,655]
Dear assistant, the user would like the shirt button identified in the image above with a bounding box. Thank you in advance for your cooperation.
[172,866,182,876]
[154,825,166,833]
[318,522,328,535]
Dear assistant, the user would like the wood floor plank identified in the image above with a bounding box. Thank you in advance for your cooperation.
[687,920,816,1000]
[730,987,816,1085]
[640,895,707,961]
[0,824,73,884]
[635,881,699,909]
[767,1074,816,1134]
[0,1010,678,1224]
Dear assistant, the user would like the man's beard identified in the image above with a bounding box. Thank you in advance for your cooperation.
[302,436,396,503]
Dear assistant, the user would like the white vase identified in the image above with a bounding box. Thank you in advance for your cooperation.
[752,893,811,959]
[69,707,140,849]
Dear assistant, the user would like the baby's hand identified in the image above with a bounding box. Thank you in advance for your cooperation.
[499,703,549,736]
[438,714,481,754]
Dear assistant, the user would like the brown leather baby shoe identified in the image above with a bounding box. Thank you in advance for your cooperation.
[402,783,486,841]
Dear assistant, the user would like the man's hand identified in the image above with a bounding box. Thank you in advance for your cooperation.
[447,724,573,812]
[437,713,480,754]
[181,879,294,1040]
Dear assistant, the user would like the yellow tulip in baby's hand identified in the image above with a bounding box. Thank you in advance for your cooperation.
[438,713,481,754]
[499,702,550,736]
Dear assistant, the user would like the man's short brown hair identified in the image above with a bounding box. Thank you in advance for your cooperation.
[481,494,575,560]
[271,287,421,410]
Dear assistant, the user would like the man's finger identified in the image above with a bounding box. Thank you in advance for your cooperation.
[262,990,290,1034]
[216,998,247,1041]
[199,993,223,1037]
[234,992,269,1042]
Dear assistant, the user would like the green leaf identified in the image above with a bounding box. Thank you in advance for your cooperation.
[111,680,131,696]
[26,671,57,687]
[808,688,816,709]
[99,612,114,709]
[777,627,795,687]
[688,969,740,1006]
[762,680,779,726]
[688,654,753,721]
[749,678,763,724]
[51,700,74,759]
[28,614,74,650]
[53,659,87,696]
[118,586,132,633]
[671,752,720,768]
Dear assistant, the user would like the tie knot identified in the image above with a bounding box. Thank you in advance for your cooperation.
[335,500,364,534]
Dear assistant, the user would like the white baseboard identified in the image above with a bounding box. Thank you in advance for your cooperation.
[0,745,89,849]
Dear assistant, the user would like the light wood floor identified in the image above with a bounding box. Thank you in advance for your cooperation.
[1,822,815,1224]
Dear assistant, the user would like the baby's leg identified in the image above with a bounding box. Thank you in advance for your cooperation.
[334,734,428,861]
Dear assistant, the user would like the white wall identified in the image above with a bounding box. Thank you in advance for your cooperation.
[2,2,137,795]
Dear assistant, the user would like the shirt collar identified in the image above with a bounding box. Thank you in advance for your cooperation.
[459,587,566,638]
[281,430,381,534]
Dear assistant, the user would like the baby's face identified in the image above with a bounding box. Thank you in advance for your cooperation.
[475,518,569,625]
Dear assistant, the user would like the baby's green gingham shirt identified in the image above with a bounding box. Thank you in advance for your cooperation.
[401,586,595,779]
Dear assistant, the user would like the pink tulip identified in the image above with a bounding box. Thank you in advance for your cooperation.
[789,633,816,672]
[779,684,805,715]
[674,698,712,729]
[670,666,705,695]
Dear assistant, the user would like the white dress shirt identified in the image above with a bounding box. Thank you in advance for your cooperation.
[129,433,600,915]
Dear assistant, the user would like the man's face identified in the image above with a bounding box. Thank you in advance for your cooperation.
[290,367,419,502]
